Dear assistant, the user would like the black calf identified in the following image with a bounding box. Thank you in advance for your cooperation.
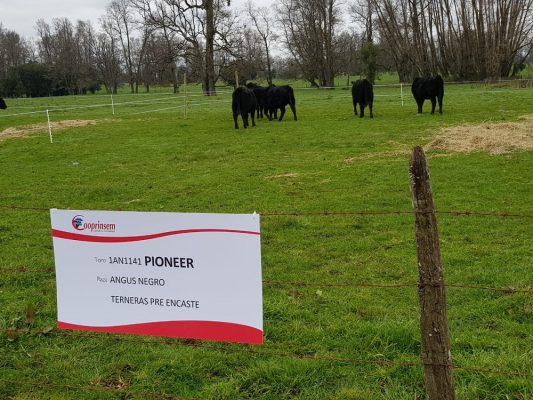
[265,85,297,122]
[411,75,444,114]
[246,83,268,119]
[232,87,257,129]
[351,79,374,118]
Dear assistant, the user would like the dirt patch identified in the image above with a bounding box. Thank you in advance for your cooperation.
[265,172,302,179]
[0,119,97,141]
[344,150,410,164]
[425,115,533,155]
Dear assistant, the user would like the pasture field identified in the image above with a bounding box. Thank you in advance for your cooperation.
[0,81,532,400]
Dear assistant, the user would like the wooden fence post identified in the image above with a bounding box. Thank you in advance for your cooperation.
[184,73,188,119]
[409,146,455,400]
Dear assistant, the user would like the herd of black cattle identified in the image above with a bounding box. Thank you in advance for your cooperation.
[232,75,444,129]
[232,84,298,129]
[0,76,444,129]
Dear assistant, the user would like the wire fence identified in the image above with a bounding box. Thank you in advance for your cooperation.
[1,264,531,295]
[1,203,531,296]
[2,79,532,120]
[2,323,530,380]
[2,203,532,218]
[2,78,532,143]
[4,307,532,380]
[2,199,531,398]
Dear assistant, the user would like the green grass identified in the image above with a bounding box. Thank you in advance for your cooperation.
[0,81,532,399]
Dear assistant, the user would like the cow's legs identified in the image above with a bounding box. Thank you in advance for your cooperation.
[289,103,297,121]
[353,102,358,116]
[251,111,256,127]
[437,96,443,114]
[278,106,286,121]
[430,97,436,114]
[417,99,424,113]
[369,102,373,118]
[242,112,249,128]
[233,112,239,129]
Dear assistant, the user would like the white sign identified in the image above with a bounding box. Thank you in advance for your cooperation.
[50,209,263,344]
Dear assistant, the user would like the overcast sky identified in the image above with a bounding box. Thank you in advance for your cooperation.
[0,0,261,40]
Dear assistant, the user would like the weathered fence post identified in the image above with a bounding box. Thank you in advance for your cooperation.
[46,109,53,144]
[409,146,455,400]
[184,73,188,119]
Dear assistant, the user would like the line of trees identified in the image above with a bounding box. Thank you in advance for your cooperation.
[369,0,533,81]
[1,0,532,98]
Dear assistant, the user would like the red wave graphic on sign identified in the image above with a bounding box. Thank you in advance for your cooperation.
[52,228,260,242]
[58,320,263,344]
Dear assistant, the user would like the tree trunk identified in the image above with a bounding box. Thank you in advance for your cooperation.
[171,63,179,93]
[265,39,273,86]
[204,0,216,96]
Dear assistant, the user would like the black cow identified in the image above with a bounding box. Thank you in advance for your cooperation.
[232,86,257,129]
[351,79,374,118]
[265,85,297,122]
[411,75,444,114]
[246,83,268,118]
[0,97,6,110]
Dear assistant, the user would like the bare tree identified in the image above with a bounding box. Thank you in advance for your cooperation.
[335,30,362,84]
[277,0,342,87]
[371,0,533,80]
[245,1,277,85]
[131,0,232,95]
[349,0,377,82]
[105,0,143,92]
[75,21,100,93]
[35,19,53,65]
[217,26,264,85]
[0,25,31,81]
[97,20,123,94]
[147,24,183,93]
[36,18,79,94]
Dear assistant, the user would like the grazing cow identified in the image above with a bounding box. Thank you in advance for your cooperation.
[0,97,6,110]
[232,86,257,129]
[351,79,374,118]
[411,75,444,114]
[246,83,268,118]
[265,85,297,122]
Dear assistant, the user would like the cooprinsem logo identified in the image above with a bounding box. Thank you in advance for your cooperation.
[72,215,84,230]
[71,215,116,232]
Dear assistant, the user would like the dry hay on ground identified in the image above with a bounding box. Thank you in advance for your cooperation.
[425,115,533,155]
[0,120,97,141]
[343,150,410,164]
[265,172,302,179]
